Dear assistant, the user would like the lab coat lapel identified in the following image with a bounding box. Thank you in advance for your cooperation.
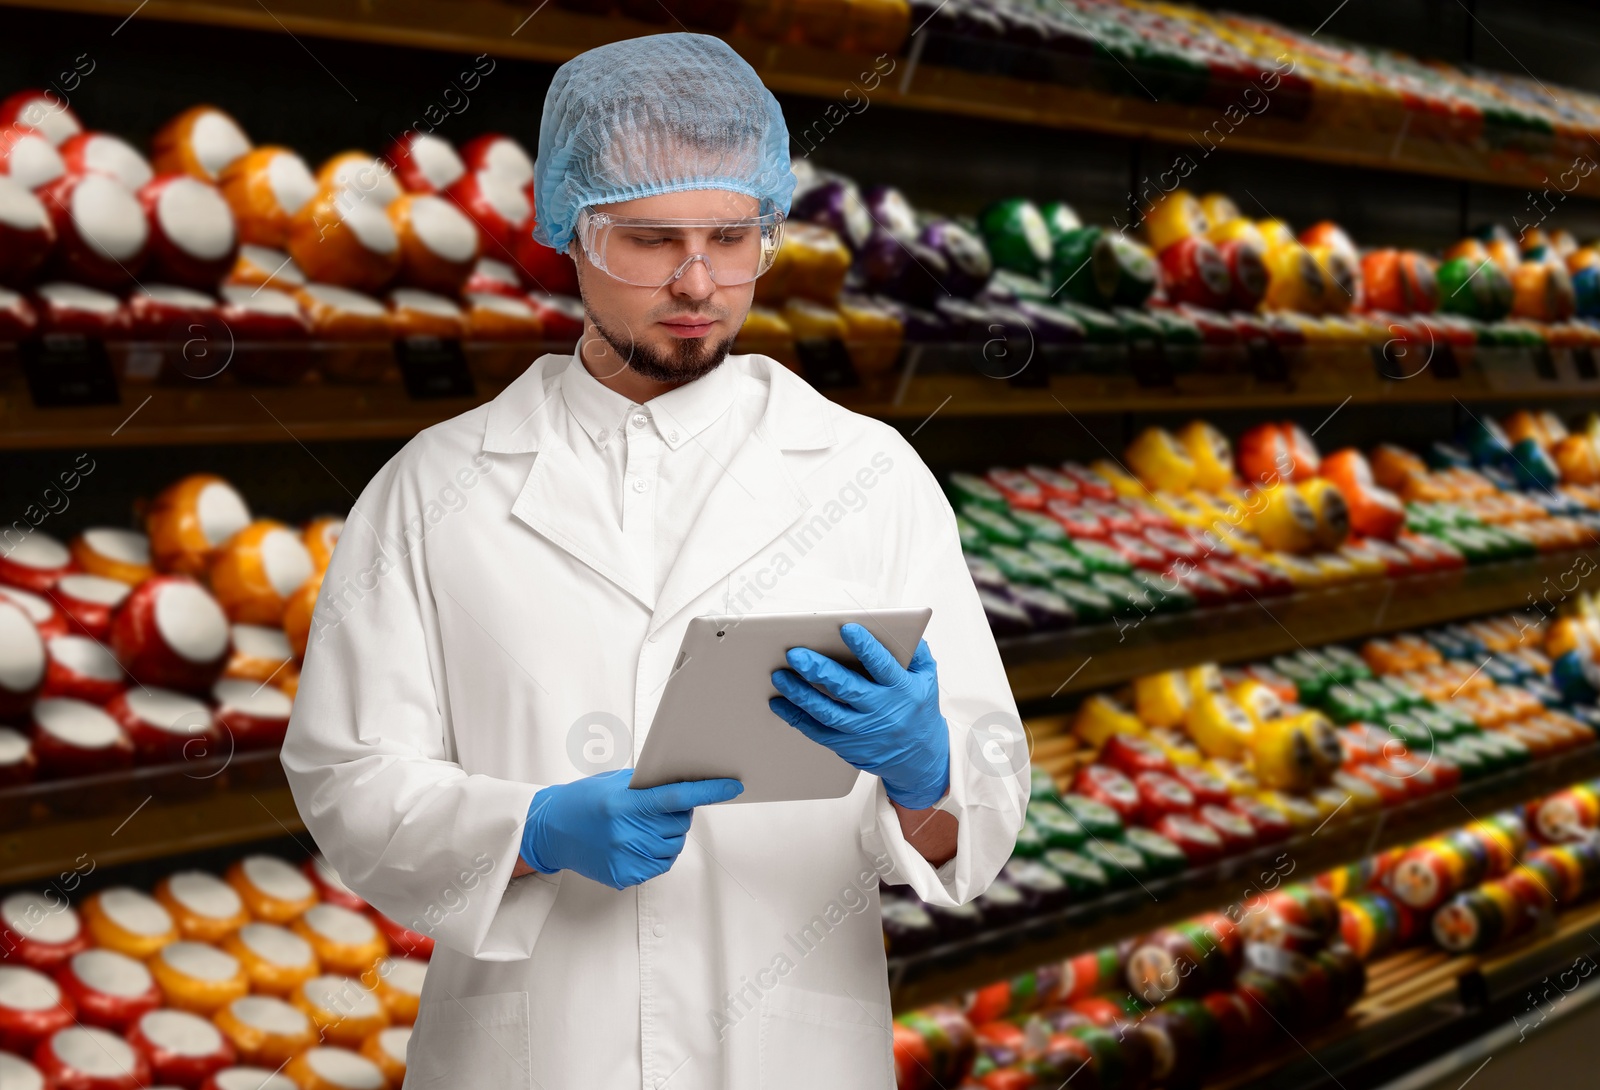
[485,355,654,609]
[648,423,808,639]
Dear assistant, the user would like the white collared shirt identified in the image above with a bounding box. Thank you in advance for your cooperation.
[557,354,762,603]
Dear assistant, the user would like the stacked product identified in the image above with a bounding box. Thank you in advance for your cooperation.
[0,472,339,786]
[0,852,423,1089]
[0,93,585,383]
[953,413,1600,638]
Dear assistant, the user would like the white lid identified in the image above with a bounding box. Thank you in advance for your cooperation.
[98,887,173,937]
[325,156,401,208]
[377,1025,410,1062]
[78,133,153,190]
[237,245,305,287]
[229,994,310,1036]
[213,678,293,719]
[304,1048,385,1090]
[123,687,211,735]
[409,196,477,263]
[139,1008,225,1056]
[377,957,426,997]
[390,288,462,320]
[219,285,302,318]
[237,923,313,967]
[1,892,79,945]
[301,283,386,317]
[0,1052,45,1090]
[311,518,344,551]
[156,177,235,262]
[47,635,122,682]
[265,151,315,216]
[190,110,252,179]
[260,528,314,597]
[71,949,153,998]
[137,283,217,309]
[303,904,376,946]
[0,601,45,695]
[0,173,51,229]
[337,196,398,255]
[466,293,536,319]
[230,624,291,661]
[167,870,242,920]
[0,727,31,767]
[4,132,64,190]
[159,941,240,983]
[196,480,251,546]
[241,855,313,902]
[470,257,519,286]
[473,170,530,226]
[406,134,464,191]
[50,1026,139,1076]
[153,580,230,664]
[0,585,54,622]
[301,975,380,1018]
[34,698,123,749]
[477,137,533,187]
[310,855,358,899]
[36,281,121,314]
[5,530,69,571]
[68,173,148,261]
[214,1068,299,1090]
[0,965,60,1010]
[81,527,150,566]
[57,574,130,607]
[13,94,81,145]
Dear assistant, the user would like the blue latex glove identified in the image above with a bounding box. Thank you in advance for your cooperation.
[768,623,951,810]
[520,770,743,890]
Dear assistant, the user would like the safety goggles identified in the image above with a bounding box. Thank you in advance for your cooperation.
[576,209,786,288]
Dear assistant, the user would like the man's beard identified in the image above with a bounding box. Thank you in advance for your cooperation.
[587,306,736,385]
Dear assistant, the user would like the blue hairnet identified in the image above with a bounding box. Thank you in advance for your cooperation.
[532,33,796,252]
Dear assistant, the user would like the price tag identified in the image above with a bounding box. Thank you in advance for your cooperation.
[395,337,474,399]
[1532,345,1559,381]
[1244,337,1288,383]
[1127,338,1173,388]
[1429,341,1461,380]
[1574,347,1599,381]
[20,335,118,407]
[795,337,858,389]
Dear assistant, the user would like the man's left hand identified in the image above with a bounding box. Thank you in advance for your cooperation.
[769,623,951,810]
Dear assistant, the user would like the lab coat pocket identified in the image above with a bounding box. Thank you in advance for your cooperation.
[758,985,894,1089]
[405,990,531,1089]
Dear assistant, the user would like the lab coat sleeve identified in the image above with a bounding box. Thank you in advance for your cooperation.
[859,440,1030,908]
[280,444,560,961]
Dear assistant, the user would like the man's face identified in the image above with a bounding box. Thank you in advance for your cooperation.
[570,189,761,385]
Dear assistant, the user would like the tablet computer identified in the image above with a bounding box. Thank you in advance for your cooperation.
[631,607,933,804]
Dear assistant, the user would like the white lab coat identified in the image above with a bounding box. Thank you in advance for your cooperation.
[281,352,1028,1090]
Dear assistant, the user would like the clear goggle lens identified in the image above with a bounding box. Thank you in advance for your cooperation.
[577,210,786,288]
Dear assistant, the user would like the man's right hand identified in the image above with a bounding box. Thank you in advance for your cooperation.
[520,770,744,889]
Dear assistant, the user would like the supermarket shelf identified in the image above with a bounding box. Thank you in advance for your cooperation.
[9,340,1600,450]
[886,741,1600,1011]
[0,750,305,888]
[1000,550,1585,707]
[0,0,1590,194]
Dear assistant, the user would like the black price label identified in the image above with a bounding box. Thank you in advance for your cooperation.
[795,337,858,389]
[1574,347,1599,381]
[395,337,474,400]
[1532,345,1559,381]
[1429,341,1461,380]
[21,335,118,407]
[1244,337,1288,383]
[1127,339,1173,388]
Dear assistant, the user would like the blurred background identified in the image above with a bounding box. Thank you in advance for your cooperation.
[3,3,1600,1089]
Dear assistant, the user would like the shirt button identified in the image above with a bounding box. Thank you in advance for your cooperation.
[668,430,679,443]
[595,428,606,442]
[632,412,649,428]
[632,478,649,493]
[653,923,666,938]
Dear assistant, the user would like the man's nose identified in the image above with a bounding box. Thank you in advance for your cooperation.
[668,254,718,299]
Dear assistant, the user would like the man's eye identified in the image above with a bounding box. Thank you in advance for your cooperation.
[717,233,748,246]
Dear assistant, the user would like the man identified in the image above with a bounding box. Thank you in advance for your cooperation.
[282,32,1027,1090]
